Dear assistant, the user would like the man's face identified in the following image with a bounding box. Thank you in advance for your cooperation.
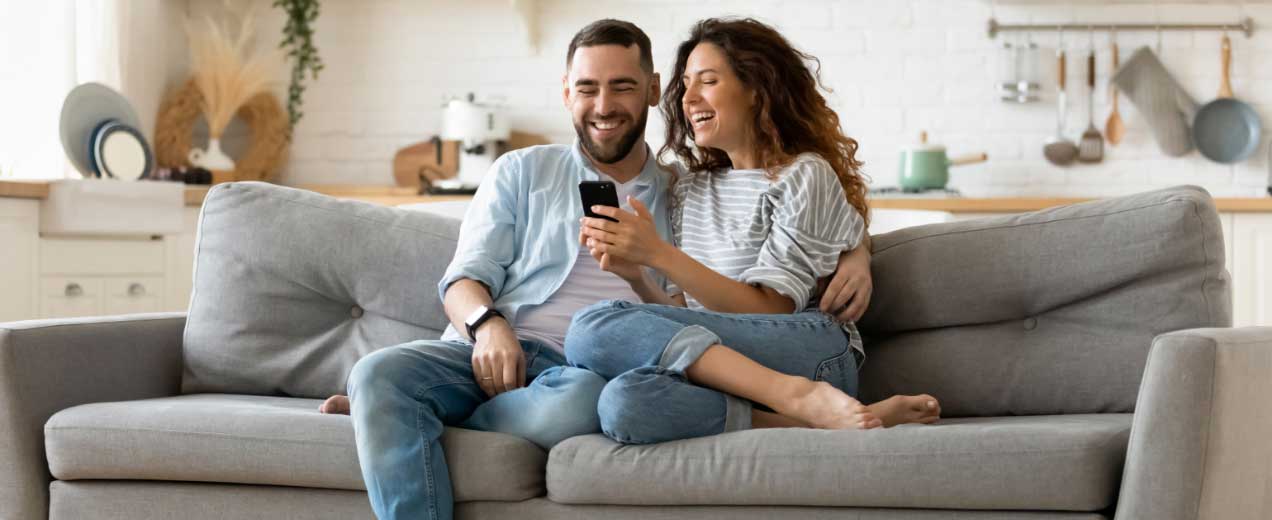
[563,44,660,164]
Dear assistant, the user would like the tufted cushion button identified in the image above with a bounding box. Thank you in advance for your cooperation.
[1023,317,1038,330]
[350,306,364,319]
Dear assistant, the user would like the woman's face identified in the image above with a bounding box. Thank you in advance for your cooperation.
[681,42,754,156]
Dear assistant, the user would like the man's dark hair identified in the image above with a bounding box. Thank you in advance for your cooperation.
[566,19,654,74]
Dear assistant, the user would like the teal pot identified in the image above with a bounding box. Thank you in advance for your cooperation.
[898,132,988,191]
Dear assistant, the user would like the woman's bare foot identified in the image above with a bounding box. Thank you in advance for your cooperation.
[752,409,809,429]
[774,378,882,430]
[319,394,351,415]
[867,394,940,427]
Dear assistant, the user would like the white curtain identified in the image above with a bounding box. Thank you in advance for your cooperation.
[75,0,125,92]
[0,1,132,180]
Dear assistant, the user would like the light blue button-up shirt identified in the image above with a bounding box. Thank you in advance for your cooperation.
[438,141,675,342]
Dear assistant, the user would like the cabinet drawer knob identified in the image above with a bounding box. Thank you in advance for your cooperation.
[128,283,146,296]
[65,283,83,297]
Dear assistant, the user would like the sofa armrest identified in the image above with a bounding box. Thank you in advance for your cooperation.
[0,313,185,520]
[1116,327,1272,520]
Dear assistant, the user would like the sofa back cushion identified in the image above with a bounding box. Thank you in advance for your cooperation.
[182,182,460,397]
[857,185,1230,417]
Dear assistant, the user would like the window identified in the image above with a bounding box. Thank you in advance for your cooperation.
[0,1,123,180]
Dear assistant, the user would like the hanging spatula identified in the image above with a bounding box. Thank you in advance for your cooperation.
[1078,46,1104,163]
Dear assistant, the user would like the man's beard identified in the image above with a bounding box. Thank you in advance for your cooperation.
[575,106,648,164]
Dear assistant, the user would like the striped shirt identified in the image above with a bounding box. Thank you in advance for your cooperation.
[671,153,866,311]
[670,153,867,363]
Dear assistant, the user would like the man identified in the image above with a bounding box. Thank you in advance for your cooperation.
[345,19,874,520]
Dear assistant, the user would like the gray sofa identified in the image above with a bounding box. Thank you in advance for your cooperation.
[2,182,1266,520]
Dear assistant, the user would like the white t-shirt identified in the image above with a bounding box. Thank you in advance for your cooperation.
[514,173,644,352]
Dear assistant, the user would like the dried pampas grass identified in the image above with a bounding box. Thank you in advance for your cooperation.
[154,78,290,182]
[185,3,282,138]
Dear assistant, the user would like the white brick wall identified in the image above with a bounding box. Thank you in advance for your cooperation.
[187,0,1272,196]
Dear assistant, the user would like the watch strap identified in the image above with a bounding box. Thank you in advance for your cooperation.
[466,306,505,340]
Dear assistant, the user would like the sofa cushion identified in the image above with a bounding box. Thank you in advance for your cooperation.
[858,185,1230,416]
[44,394,547,502]
[547,414,1131,511]
[182,182,462,398]
[49,483,1109,520]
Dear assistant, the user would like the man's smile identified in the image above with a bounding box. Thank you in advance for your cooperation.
[590,117,627,138]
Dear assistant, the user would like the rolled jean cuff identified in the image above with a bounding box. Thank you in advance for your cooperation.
[722,393,753,433]
[657,324,721,374]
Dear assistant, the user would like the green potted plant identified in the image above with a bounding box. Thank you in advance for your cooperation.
[274,0,324,131]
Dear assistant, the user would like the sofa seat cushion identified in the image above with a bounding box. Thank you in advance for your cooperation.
[44,394,547,502]
[547,414,1131,511]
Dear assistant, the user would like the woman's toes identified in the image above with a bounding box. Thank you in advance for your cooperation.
[319,395,351,415]
[918,395,941,417]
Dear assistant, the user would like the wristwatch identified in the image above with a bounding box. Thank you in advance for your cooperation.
[464,305,505,340]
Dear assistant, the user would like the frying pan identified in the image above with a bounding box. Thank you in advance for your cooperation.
[1192,35,1261,163]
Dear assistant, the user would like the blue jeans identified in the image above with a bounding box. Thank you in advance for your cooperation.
[347,339,605,520]
[564,300,859,445]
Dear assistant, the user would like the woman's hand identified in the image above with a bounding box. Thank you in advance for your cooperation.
[820,245,873,322]
[579,197,672,269]
[578,226,644,283]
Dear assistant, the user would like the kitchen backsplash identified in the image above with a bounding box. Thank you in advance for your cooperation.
[188,0,1272,196]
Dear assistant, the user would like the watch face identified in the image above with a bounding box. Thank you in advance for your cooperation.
[466,305,489,327]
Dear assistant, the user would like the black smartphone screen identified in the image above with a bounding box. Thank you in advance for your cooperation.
[579,181,620,222]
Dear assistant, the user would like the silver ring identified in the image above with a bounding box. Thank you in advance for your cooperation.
[481,377,493,381]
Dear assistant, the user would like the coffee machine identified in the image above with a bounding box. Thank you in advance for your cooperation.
[432,94,510,193]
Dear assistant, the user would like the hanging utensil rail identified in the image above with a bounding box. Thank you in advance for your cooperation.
[988,18,1254,39]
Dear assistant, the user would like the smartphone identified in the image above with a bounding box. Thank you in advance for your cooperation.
[579,181,620,222]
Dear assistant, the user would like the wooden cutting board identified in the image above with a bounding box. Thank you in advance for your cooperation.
[392,131,550,189]
[393,139,459,188]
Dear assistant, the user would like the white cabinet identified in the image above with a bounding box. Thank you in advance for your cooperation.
[103,276,165,315]
[1231,214,1272,327]
[39,277,102,318]
[0,200,200,322]
[36,236,170,319]
[0,199,38,322]
[40,237,166,275]
[37,275,167,318]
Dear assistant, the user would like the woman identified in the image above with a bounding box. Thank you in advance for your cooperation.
[567,17,939,444]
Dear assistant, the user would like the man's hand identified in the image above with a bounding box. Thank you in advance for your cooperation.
[470,319,525,397]
[820,245,873,323]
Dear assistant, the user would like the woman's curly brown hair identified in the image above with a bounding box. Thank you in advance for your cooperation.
[659,17,870,227]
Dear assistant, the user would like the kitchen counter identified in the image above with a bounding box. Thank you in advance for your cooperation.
[7,180,1272,213]
[0,180,50,199]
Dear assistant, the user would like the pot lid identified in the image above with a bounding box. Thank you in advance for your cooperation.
[899,130,946,153]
